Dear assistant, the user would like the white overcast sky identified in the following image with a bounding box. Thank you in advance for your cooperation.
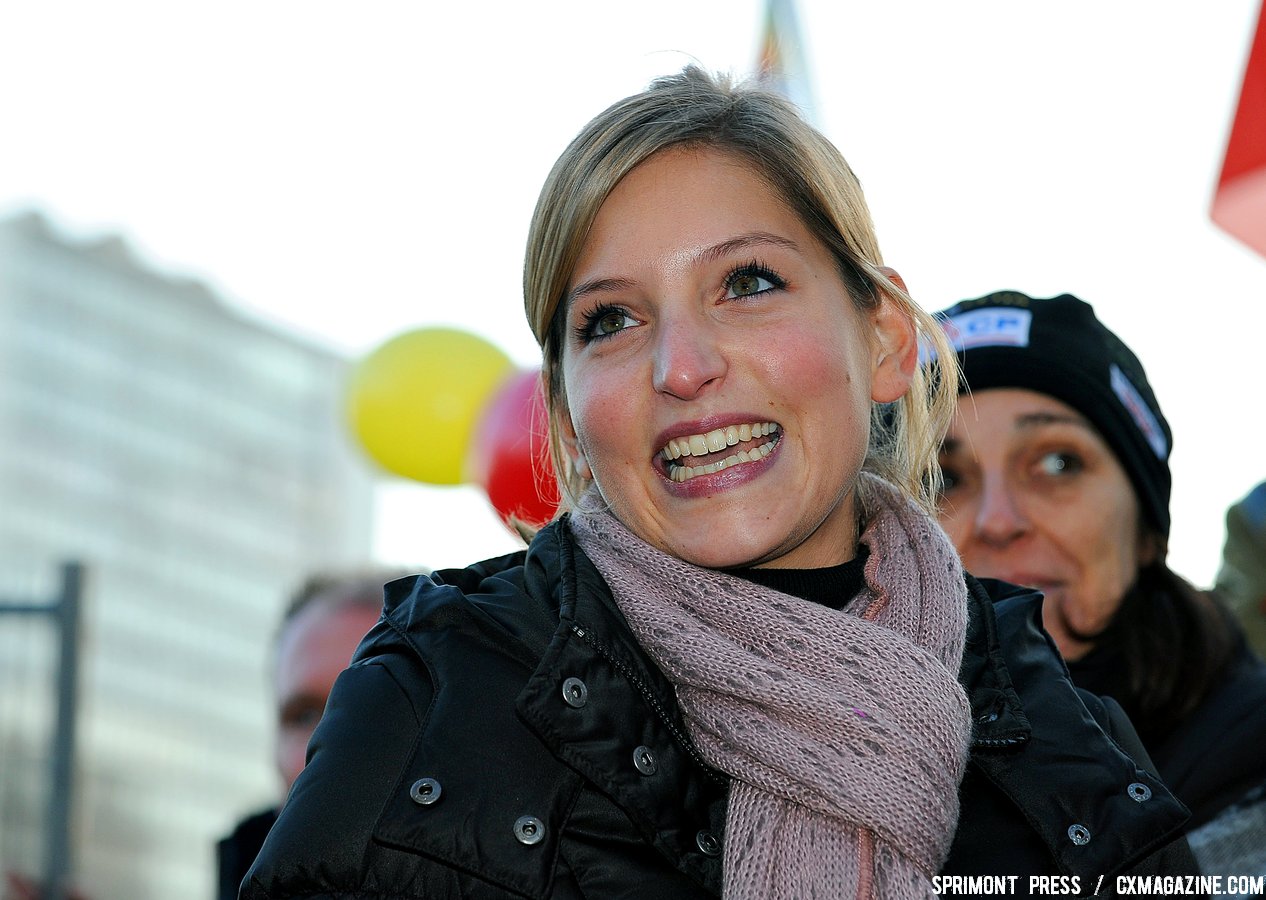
[3,1,1263,582]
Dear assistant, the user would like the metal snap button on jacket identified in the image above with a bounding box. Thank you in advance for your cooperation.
[695,830,722,857]
[1128,782,1153,802]
[562,677,588,708]
[409,777,441,806]
[633,745,658,776]
[1067,824,1091,845]
[514,815,546,846]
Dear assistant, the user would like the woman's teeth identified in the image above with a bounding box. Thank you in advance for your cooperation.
[661,422,779,483]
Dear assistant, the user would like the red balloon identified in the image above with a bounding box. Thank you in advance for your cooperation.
[467,369,561,528]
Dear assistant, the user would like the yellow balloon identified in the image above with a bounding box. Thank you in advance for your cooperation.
[347,328,515,485]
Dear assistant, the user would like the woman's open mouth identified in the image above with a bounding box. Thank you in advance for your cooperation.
[659,421,780,483]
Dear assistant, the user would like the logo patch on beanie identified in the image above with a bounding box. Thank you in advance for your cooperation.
[941,308,1033,351]
[1110,364,1168,460]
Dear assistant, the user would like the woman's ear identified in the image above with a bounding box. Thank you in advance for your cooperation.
[869,267,919,404]
[557,408,593,481]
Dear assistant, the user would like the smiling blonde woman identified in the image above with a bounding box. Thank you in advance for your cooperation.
[243,68,1197,900]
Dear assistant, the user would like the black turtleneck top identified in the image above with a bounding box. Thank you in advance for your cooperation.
[726,546,869,610]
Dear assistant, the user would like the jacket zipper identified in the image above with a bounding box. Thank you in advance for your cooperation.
[570,623,728,786]
[973,736,1027,748]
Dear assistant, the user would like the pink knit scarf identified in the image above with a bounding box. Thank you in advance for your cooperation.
[569,473,972,900]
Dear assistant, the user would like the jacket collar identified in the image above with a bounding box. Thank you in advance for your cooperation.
[960,576,1034,748]
[516,520,727,893]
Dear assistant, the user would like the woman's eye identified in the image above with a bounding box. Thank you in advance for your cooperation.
[728,273,774,297]
[595,310,632,335]
[1036,452,1082,477]
[939,467,961,492]
[575,306,640,343]
[724,264,785,299]
[279,699,325,731]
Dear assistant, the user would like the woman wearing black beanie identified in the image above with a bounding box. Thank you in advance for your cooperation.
[933,290,1266,868]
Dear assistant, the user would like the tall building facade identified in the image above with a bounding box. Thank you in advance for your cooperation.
[0,212,376,898]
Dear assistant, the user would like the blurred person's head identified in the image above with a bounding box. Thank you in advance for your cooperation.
[931,292,1170,660]
[273,571,401,791]
[931,291,1232,735]
[1216,481,1266,656]
[931,292,1169,660]
[523,66,959,560]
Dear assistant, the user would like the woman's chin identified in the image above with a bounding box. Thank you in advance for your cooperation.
[659,527,832,571]
[663,539,769,571]
[1052,633,1094,662]
[1044,603,1112,661]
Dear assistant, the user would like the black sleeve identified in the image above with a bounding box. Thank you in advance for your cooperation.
[1082,691,1209,893]
[241,656,432,898]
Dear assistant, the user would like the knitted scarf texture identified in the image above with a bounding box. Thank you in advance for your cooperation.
[569,473,972,900]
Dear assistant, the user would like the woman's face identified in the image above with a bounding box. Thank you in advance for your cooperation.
[559,146,914,570]
[936,388,1154,660]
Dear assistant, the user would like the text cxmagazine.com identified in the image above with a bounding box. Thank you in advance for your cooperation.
[933,875,1266,895]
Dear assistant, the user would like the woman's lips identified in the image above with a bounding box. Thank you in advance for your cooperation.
[659,421,780,483]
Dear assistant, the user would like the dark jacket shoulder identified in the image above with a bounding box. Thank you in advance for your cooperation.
[1149,638,1266,827]
[243,522,725,899]
[944,576,1197,893]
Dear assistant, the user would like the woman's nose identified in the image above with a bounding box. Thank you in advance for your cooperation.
[651,320,727,400]
[973,476,1030,547]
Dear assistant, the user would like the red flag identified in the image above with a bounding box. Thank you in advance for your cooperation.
[1212,0,1266,258]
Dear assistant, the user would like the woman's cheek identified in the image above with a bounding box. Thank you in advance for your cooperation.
[571,393,623,468]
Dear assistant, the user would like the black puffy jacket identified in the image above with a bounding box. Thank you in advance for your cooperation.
[242,520,1198,899]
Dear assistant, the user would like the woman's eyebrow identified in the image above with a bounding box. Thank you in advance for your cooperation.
[566,232,800,308]
[567,276,638,306]
[697,231,801,264]
[1015,411,1093,431]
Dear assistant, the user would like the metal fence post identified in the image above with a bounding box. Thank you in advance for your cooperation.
[42,562,83,900]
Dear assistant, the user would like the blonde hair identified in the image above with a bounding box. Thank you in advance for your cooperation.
[524,66,958,514]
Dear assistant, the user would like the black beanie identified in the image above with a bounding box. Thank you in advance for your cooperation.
[933,291,1173,539]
